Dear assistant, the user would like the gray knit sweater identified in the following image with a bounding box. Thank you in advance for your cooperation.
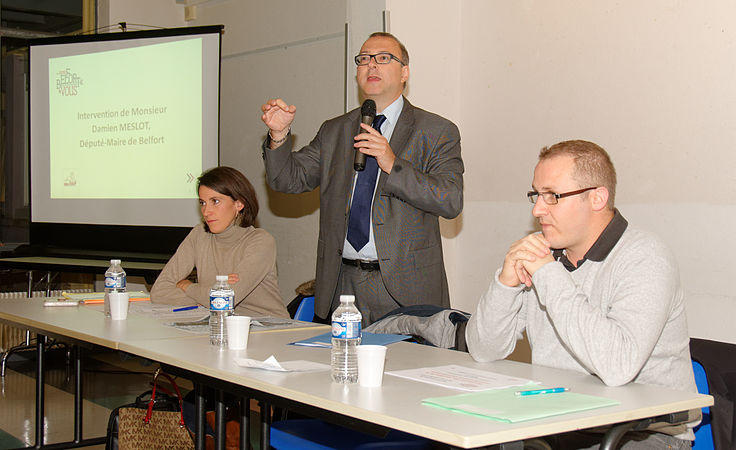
[466,226,697,436]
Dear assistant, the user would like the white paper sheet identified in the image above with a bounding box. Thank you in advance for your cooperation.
[234,355,331,372]
[386,364,537,392]
[128,302,209,321]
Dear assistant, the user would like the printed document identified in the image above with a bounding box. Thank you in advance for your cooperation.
[386,364,537,392]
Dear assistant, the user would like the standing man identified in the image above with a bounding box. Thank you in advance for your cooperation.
[260,32,463,325]
[466,140,697,448]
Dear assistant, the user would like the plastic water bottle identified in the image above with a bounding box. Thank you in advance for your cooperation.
[331,294,362,383]
[209,275,234,347]
[103,259,126,318]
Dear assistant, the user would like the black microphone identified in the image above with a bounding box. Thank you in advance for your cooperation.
[354,99,376,171]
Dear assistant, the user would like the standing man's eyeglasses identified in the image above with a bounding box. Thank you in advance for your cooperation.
[354,52,406,66]
[527,187,598,205]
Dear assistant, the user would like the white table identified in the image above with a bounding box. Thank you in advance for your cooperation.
[0,297,200,449]
[117,327,712,449]
[0,298,714,450]
[0,256,166,377]
[0,297,194,348]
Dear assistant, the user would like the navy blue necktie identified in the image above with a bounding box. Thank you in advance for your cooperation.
[347,114,386,251]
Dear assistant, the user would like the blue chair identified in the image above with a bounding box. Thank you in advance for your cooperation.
[293,296,315,322]
[270,419,433,450]
[692,360,714,449]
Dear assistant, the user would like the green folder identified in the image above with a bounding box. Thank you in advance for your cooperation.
[423,387,619,423]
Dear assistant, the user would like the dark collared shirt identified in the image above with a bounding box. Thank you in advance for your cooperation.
[553,209,628,272]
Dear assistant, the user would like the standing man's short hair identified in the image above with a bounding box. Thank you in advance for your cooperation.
[368,31,410,65]
[539,140,617,210]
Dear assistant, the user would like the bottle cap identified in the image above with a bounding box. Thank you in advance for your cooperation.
[216,275,228,281]
[340,294,355,303]
[111,259,121,264]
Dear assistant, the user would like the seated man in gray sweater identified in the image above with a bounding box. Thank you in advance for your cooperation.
[466,140,698,449]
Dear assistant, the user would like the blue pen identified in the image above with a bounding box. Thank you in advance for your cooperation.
[173,306,199,312]
[515,387,569,396]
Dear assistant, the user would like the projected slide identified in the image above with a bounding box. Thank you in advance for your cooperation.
[48,38,202,199]
[31,27,220,230]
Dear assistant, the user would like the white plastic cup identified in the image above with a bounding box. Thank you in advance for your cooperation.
[225,315,251,350]
[108,292,129,320]
[357,345,387,387]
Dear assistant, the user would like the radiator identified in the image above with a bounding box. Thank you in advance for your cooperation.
[0,289,92,351]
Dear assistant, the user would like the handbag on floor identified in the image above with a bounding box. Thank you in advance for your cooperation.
[105,368,194,450]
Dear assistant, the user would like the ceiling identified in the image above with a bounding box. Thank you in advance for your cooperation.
[1,0,84,39]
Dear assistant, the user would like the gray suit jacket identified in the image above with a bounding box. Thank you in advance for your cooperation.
[263,98,464,319]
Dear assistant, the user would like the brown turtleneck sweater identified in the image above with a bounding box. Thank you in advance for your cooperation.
[151,223,288,318]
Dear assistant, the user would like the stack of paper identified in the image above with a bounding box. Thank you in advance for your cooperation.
[250,317,325,332]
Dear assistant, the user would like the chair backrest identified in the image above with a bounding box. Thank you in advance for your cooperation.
[293,296,315,322]
[692,360,714,450]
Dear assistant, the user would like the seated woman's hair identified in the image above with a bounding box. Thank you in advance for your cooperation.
[197,166,258,229]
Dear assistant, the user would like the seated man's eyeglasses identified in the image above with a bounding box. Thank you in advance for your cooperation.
[354,52,405,66]
[527,187,598,205]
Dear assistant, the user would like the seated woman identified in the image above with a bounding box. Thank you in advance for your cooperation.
[151,166,289,318]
